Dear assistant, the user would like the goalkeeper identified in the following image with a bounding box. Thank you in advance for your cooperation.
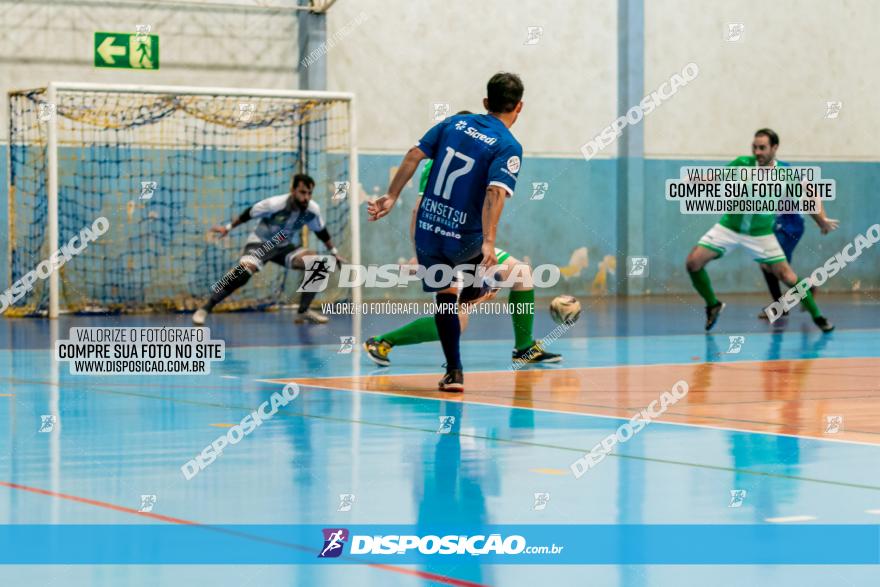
[192,173,343,325]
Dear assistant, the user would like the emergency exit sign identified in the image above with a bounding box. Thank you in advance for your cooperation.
[94,32,159,70]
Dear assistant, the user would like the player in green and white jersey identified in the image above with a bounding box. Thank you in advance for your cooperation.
[363,135,562,367]
[685,131,833,333]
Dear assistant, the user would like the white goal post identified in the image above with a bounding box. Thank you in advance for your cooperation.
[9,81,360,320]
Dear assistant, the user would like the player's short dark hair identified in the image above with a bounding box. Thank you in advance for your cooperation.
[486,73,524,113]
[291,173,315,191]
[455,110,473,115]
[754,128,779,147]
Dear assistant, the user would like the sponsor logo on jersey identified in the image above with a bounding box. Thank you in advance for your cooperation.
[456,123,498,145]
[268,211,291,225]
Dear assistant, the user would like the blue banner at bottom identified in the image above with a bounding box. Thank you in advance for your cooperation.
[0,524,877,565]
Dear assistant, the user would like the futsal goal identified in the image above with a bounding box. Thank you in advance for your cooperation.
[7,82,359,318]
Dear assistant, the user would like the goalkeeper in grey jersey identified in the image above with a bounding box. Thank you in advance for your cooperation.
[192,173,344,325]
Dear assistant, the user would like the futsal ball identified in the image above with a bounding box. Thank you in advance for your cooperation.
[549,295,581,325]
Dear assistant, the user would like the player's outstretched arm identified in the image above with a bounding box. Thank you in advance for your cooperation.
[809,199,839,235]
[480,185,507,267]
[313,228,347,263]
[368,146,426,221]
[210,206,252,237]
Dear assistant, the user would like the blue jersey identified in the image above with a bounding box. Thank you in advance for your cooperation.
[414,114,522,247]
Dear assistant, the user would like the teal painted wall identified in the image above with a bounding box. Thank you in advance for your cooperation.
[357,154,879,300]
[2,146,877,301]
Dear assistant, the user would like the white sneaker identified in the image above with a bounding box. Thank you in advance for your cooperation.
[294,309,329,324]
[192,308,208,326]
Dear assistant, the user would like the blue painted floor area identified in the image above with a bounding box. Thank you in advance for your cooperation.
[1,294,879,586]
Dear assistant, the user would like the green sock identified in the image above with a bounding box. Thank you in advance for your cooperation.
[510,289,535,351]
[688,268,719,306]
[378,316,438,346]
[799,287,822,319]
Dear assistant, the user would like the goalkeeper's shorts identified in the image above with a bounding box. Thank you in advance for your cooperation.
[239,242,304,272]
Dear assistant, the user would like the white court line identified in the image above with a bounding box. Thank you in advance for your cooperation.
[865,509,880,515]
[256,377,880,448]
[765,515,817,523]
[237,324,880,353]
[275,354,880,381]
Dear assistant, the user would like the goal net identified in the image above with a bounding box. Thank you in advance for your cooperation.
[7,83,358,317]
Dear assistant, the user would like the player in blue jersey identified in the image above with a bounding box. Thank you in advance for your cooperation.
[363,112,560,369]
[368,73,525,392]
[751,129,838,320]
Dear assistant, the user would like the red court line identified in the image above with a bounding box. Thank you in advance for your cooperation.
[0,481,197,525]
[0,481,488,587]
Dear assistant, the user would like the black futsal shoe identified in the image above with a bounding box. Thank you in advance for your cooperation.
[705,302,726,331]
[438,368,464,392]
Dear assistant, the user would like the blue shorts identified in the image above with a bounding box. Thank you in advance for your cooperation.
[773,217,804,262]
[414,231,486,292]
[416,250,485,293]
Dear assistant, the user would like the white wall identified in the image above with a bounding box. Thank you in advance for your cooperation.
[645,0,880,160]
[328,0,878,161]
[327,0,617,157]
[3,0,875,162]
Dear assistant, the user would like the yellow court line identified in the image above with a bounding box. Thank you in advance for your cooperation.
[209,423,235,428]
[0,394,14,397]
[530,468,569,475]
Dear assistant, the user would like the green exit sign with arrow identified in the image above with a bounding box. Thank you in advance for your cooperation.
[94,32,159,70]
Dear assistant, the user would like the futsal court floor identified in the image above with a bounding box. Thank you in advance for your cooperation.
[1,293,878,586]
